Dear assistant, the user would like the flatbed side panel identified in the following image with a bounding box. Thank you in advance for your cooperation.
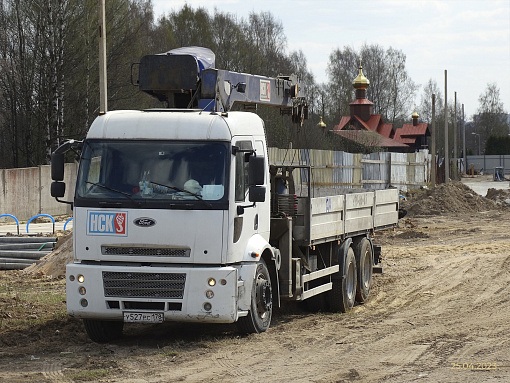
[310,195,345,242]
[374,189,399,229]
[344,192,375,234]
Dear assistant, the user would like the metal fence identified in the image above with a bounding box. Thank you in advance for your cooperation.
[465,155,510,175]
[268,148,430,192]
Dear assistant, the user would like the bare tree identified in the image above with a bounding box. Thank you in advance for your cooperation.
[326,46,358,121]
[475,82,508,138]
[243,11,287,76]
[418,79,443,123]
[326,44,417,127]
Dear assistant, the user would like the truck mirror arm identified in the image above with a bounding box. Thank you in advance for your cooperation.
[55,196,73,207]
[231,146,255,157]
[237,203,255,215]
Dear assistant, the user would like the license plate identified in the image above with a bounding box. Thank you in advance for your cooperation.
[123,312,164,323]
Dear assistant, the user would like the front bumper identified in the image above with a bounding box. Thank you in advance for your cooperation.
[66,263,240,323]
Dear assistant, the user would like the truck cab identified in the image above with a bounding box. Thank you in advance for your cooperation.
[53,109,276,341]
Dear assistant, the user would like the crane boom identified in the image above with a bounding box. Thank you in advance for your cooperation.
[135,48,308,123]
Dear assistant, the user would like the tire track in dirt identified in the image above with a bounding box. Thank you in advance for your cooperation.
[41,361,69,383]
[329,235,510,382]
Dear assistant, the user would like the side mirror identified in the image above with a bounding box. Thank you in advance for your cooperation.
[51,181,66,198]
[249,185,266,203]
[51,153,65,181]
[249,156,265,186]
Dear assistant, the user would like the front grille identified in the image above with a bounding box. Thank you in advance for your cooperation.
[102,271,186,299]
[102,246,190,257]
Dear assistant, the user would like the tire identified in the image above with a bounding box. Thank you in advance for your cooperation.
[237,259,273,334]
[354,237,373,303]
[328,245,357,313]
[83,319,124,343]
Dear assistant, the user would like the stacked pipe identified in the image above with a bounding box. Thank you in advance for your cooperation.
[0,237,56,270]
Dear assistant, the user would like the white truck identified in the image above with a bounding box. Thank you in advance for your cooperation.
[51,48,399,342]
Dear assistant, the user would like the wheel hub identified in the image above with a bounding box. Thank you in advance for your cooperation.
[255,277,272,317]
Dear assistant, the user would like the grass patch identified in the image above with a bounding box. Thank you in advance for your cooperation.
[65,368,111,382]
[0,271,66,331]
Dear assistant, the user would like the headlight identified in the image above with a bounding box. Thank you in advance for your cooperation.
[207,278,216,286]
[77,274,85,283]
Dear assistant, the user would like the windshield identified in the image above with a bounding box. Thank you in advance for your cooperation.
[76,140,229,208]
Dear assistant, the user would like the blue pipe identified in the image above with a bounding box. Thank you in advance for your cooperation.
[26,214,55,234]
[0,214,20,235]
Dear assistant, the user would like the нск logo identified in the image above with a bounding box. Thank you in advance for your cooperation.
[87,211,127,236]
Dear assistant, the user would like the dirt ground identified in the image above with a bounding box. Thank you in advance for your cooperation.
[1,180,510,382]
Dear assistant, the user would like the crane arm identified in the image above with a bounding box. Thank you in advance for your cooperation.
[135,49,308,124]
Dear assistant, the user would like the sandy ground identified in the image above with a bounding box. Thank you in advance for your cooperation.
[1,179,510,382]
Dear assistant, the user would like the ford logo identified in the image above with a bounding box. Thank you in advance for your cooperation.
[133,217,156,227]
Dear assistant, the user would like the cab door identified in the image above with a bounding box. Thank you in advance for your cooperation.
[227,138,259,263]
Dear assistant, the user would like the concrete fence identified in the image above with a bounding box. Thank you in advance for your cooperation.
[1,148,431,221]
[0,163,77,221]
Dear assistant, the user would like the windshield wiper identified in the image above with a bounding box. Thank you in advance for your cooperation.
[85,181,141,206]
[148,180,202,199]
[148,180,212,208]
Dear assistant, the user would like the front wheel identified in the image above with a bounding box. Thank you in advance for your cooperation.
[237,260,273,334]
[83,319,124,343]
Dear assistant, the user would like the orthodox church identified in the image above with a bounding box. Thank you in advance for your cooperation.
[331,64,430,152]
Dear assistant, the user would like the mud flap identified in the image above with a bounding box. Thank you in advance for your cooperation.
[372,243,383,274]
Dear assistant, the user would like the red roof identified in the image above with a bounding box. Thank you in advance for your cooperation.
[332,130,408,148]
[333,113,429,150]
[397,137,416,144]
[336,116,351,131]
[353,115,372,131]
[396,123,429,136]
[349,98,374,105]
[365,115,381,131]
[378,123,393,138]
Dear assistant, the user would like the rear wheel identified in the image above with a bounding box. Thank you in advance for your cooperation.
[237,259,273,334]
[83,319,124,343]
[354,237,373,303]
[328,245,357,313]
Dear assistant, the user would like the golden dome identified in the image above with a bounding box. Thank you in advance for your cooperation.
[412,111,419,119]
[317,116,326,128]
[353,63,370,89]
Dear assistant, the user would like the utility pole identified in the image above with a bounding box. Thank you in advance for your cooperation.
[462,104,466,176]
[444,70,449,183]
[431,94,436,187]
[99,0,107,114]
[454,91,458,180]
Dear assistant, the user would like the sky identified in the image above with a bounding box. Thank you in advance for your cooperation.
[151,0,510,121]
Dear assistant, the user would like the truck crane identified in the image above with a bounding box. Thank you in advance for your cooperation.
[51,47,398,342]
